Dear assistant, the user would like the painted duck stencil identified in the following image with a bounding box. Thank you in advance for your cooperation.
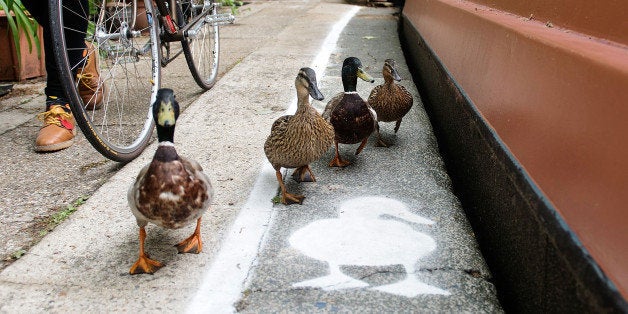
[288,196,450,297]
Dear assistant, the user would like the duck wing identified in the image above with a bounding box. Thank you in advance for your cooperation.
[128,163,150,226]
[269,115,292,136]
[264,115,294,167]
[367,84,384,110]
[179,156,213,210]
[397,84,414,108]
[322,92,343,121]
[264,115,291,151]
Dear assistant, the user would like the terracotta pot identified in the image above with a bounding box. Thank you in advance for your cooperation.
[134,1,149,32]
[0,11,46,81]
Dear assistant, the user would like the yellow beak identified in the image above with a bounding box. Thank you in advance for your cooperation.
[357,68,375,83]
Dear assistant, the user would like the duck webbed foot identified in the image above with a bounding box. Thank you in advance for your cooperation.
[329,155,351,167]
[275,170,305,205]
[130,254,164,275]
[374,123,389,147]
[374,127,389,147]
[329,142,351,167]
[282,192,305,205]
[291,165,316,182]
[176,217,203,254]
[355,138,369,155]
[130,226,164,275]
[375,137,389,147]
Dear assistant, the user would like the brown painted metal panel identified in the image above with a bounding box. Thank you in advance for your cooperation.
[403,0,628,299]
[470,0,628,46]
[401,19,626,309]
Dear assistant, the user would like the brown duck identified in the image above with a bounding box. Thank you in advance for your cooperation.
[368,59,413,147]
[323,57,375,167]
[264,68,334,205]
[128,88,213,274]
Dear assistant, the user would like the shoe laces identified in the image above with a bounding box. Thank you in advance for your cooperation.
[77,71,99,90]
[37,105,74,130]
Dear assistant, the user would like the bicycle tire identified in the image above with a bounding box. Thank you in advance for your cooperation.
[48,0,161,162]
[180,0,220,90]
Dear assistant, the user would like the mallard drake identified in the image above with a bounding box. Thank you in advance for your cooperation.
[127,88,213,274]
[264,68,334,205]
[322,57,375,167]
[368,59,413,147]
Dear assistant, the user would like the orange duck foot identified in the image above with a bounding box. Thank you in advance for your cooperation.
[176,233,203,254]
[291,165,316,182]
[282,192,305,205]
[374,137,389,147]
[130,255,164,275]
[329,155,351,167]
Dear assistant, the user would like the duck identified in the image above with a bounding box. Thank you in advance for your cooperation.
[289,196,450,297]
[127,88,213,274]
[264,68,334,205]
[367,59,413,147]
[322,57,376,167]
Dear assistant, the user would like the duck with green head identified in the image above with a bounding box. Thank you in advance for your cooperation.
[368,59,413,147]
[264,68,334,205]
[323,57,375,167]
[127,88,213,274]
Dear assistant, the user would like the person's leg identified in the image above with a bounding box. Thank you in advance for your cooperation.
[63,0,106,109]
[23,0,88,152]
[22,1,64,101]
[62,0,89,71]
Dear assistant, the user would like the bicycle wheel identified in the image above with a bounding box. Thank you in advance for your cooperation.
[48,0,161,162]
[104,0,137,31]
[180,0,220,90]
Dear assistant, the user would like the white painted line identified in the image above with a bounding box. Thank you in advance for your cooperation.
[186,6,360,314]
[286,6,361,114]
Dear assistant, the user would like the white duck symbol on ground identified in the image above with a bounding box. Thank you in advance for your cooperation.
[289,196,450,297]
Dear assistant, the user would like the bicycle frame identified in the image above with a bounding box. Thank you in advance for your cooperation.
[92,0,233,65]
[154,0,207,42]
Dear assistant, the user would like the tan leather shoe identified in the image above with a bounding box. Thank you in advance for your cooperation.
[77,41,106,110]
[35,104,77,152]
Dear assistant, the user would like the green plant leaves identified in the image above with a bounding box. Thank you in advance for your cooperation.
[0,0,41,66]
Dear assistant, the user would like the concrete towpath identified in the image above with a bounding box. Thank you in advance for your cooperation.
[0,1,502,312]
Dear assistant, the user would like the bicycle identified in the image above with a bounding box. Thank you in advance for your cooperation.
[47,0,235,162]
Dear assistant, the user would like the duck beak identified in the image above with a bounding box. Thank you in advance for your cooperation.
[357,67,375,83]
[157,100,176,127]
[391,67,402,82]
[308,83,324,101]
